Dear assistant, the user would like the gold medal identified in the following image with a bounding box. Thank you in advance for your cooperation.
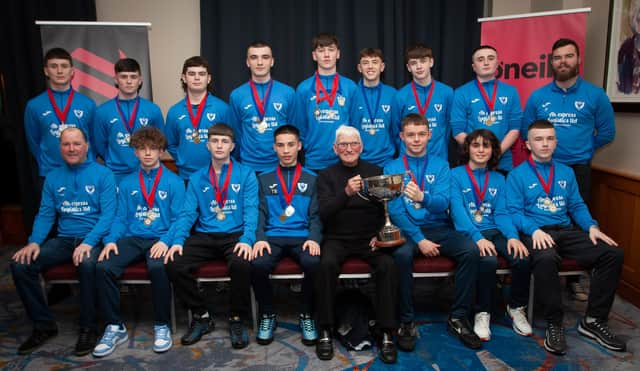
[144,218,152,226]
[279,213,288,222]
[549,203,557,213]
[486,115,495,126]
[147,211,157,220]
[192,131,201,143]
[474,210,483,223]
[216,211,226,221]
[543,197,552,206]
[369,128,376,136]
[257,120,267,134]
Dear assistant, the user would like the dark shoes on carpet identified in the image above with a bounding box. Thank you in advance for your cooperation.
[17,326,58,355]
[447,317,482,349]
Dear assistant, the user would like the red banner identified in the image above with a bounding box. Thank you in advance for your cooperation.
[480,10,588,165]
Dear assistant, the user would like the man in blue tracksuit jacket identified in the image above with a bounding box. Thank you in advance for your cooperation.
[165,56,230,181]
[11,127,116,356]
[93,58,164,183]
[229,41,297,173]
[385,113,481,351]
[350,48,398,167]
[451,45,522,171]
[93,127,184,357]
[24,48,96,180]
[449,129,531,343]
[294,33,358,171]
[522,38,615,202]
[250,125,321,346]
[393,44,453,162]
[164,124,258,349]
[506,119,625,356]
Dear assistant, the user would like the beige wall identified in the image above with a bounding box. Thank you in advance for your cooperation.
[95,0,200,114]
[493,0,640,176]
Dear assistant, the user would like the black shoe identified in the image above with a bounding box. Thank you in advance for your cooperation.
[75,328,98,356]
[544,322,567,355]
[315,329,333,360]
[397,321,417,351]
[229,316,249,349]
[17,327,58,355]
[181,314,215,346]
[578,318,626,352]
[447,317,482,349]
[378,331,397,364]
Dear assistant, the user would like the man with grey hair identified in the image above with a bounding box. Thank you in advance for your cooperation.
[314,125,398,364]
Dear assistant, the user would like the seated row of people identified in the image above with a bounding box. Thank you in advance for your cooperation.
[11,117,625,364]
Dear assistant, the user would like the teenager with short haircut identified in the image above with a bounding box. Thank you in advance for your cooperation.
[165,124,258,349]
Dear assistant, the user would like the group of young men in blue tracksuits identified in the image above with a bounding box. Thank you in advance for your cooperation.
[13,32,625,364]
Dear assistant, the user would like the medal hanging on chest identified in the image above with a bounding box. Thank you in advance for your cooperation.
[210,161,233,221]
[403,155,428,209]
[139,167,163,226]
[116,96,140,143]
[465,165,490,224]
[187,94,208,144]
[314,72,339,120]
[475,79,498,127]
[527,156,557,213]
[276,163,302,221]
[250,80,273,134]
[48,88,75,131]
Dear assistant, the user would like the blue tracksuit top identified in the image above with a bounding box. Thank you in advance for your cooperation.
[294,73,358,170]
[350,81,398,167]
[229,80,297,173]
[393,80,453,161]
[450,165,518,242]
[104,165,185,246]
[506,158,597,236]
[93,96,164,180]
[170,160,259,246]
[384,154,451,244]
[256,165,322,242]
[29,159,116,247]
[522,77,615,165]
[24,88,96,177]
[165,93,230,180]
[451,79,522,170]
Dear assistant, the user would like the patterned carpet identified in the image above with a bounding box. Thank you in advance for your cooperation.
[1,246,638,370]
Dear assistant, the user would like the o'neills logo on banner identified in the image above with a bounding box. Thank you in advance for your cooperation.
[495,54,554,81]
[40,23,152,105]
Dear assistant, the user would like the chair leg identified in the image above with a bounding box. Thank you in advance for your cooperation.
[527,274,535,324]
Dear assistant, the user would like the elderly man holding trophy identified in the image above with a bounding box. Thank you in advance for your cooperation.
[384,113,482,351]
[314,125,399,364]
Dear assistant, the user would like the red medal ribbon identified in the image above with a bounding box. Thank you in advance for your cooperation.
[402,155,428,191]
[475,79,498,113]
[139,166,163,210]
[464,165,490,207]
[116,96,140,133]
[527,155,554,196]
[249,80,274,120]
[276,163,302,206]
[315,72,340,107]
[411,80,435,116]
[47,88,75,124]
[209,160,233,211]
[186,93,208,132]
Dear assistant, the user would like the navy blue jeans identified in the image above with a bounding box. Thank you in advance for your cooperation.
[251,236,320,315]
[476,229,530,313]
[393,225,479,322]
[10,237,101,330]
[95,237,171,326]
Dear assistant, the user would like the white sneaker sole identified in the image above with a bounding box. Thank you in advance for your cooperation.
[92,334,128,358]
[577,323,626,351]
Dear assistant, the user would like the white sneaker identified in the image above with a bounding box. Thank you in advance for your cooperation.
[93,324,128,357]
[153,324,172,353]
[473,312,491,341]
[507,305,532,336]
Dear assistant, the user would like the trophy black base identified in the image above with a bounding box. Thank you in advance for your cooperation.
[375,227,406,248]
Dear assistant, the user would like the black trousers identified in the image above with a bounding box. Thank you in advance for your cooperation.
[315,238,398,330]
[165,232,251,318]
[521,226,624,324]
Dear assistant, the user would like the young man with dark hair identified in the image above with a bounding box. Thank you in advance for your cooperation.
[449,129,531,342]
[315,125,398,364]
[165,123,258,349]
[93,127,184,357]
[294,32,358,171]
[25,47,96,179]
[451,45,522,172]
[506,119,625,356]
[385,113,481,351]
[250,124,321,345]
[393,44,453,161]
[350,48,398,166]
[229,41,297,173]
[165,56,230,181]
[11,127,116,356]
[93,58,164,183]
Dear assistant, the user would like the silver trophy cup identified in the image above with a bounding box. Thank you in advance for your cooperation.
[360,174,406,248]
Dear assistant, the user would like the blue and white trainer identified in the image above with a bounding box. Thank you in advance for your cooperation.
[299,313,318,346]
[153,324,173,353]
[256,313,277,345]
[93,324,128,357]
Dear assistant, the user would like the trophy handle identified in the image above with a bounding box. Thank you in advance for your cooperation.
[356,191,370,202]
